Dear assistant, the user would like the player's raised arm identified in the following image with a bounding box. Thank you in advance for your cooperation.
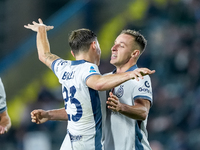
[24,18,60,69]
[86,68,155,91]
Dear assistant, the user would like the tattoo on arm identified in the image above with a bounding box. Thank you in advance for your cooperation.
[44,52,60,68]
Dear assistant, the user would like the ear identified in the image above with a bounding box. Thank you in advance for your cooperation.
[131,50,140,58]
[71,50,75,57]
[91,41,96,50]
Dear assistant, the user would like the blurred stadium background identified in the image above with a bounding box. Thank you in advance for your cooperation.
[0,0,200,149]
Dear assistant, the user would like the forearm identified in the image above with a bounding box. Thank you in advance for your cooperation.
[92,72,131,91]
[119,104,148,120]
[47,108,68,121]
[37,26,59,69]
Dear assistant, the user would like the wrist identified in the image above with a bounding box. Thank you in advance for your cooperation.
[45,110,52,120]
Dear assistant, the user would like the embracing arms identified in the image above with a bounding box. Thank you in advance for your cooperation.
[86,68,155,91]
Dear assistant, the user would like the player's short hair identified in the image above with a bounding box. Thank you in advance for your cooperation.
[69,29,97,56]
[120,29,147,54]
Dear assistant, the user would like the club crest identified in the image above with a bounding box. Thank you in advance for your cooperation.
[115,85,124,98]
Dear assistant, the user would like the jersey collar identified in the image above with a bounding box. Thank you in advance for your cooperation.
[112,64,138,73]
[71,60,88,65]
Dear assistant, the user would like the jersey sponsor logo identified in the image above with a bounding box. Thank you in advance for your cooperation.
[138,87,152,94]
[145,81,150,88]
[62,71,75,80]
[115,85,124,98]
[138,81,152,94]
[89,66,97,73]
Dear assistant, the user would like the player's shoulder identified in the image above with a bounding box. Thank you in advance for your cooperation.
[52,58,69,68]
[129,74,151,87]
[143,74,151,80]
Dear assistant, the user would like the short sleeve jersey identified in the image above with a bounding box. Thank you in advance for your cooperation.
[51,59,102,144]
[103,65,153,150]
[0,78,7,113]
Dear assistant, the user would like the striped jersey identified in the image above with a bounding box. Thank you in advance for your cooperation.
[103,64,153,150]
[0,78,7,114]
[52,59,103,150]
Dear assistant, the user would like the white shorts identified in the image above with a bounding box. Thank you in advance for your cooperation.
[60,131,103,150]
[60,133,72,150]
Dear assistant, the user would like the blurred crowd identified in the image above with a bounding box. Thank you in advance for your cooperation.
[1,0,200,150]
[143,0,200,150]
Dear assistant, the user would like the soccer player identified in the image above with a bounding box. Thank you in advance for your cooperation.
[0,78,11,134]
[103,29,153,150]
[24,19,155,150]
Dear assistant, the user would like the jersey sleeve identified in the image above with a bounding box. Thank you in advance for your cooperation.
[51,58,68,78]
[132,75,153,105]
[82,63,101,83]
[0,78,7,113]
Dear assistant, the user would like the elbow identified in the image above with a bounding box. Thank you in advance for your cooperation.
[138,110,148,121]
[93,82,105,91]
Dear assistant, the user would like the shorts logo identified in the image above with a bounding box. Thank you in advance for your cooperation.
[89,66,96,73]
[115,85,124,98]
[145,81,150,88]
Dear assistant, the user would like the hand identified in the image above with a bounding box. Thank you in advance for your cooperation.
[24,18,54,32]
[31,109,49,124]
[106,92,122,112]
[0,111,11,134]
[0,126,7,134]
[130,68,155,81]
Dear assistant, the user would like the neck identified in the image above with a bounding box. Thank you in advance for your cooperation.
[75,52,95,64]
[116,62,137,73]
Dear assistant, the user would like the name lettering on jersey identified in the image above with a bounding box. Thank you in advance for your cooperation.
[89,66,96,73]
[138,81,152,94]
[115,85,124,98]
[62,71,75,80]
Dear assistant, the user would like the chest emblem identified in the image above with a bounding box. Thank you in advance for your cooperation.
[115,85,124,98]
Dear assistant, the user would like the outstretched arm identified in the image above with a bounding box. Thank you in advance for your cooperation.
[31,108,68,124]
[0,110,11,134]
[107,92,150,120]
[24,18,60,69]
[86,68,155,91]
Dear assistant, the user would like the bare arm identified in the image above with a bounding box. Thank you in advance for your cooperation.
[31,108,67,124]
[107,92,151,120]
[0,110,11,134]
[24,18,60,69]
[86,68,155,91]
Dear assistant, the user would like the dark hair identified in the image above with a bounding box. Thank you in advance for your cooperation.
[69,28,97,55]
[120,29,147,54]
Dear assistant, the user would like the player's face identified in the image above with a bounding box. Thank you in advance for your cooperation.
[110,34,134,67]
[95,40,101,66]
